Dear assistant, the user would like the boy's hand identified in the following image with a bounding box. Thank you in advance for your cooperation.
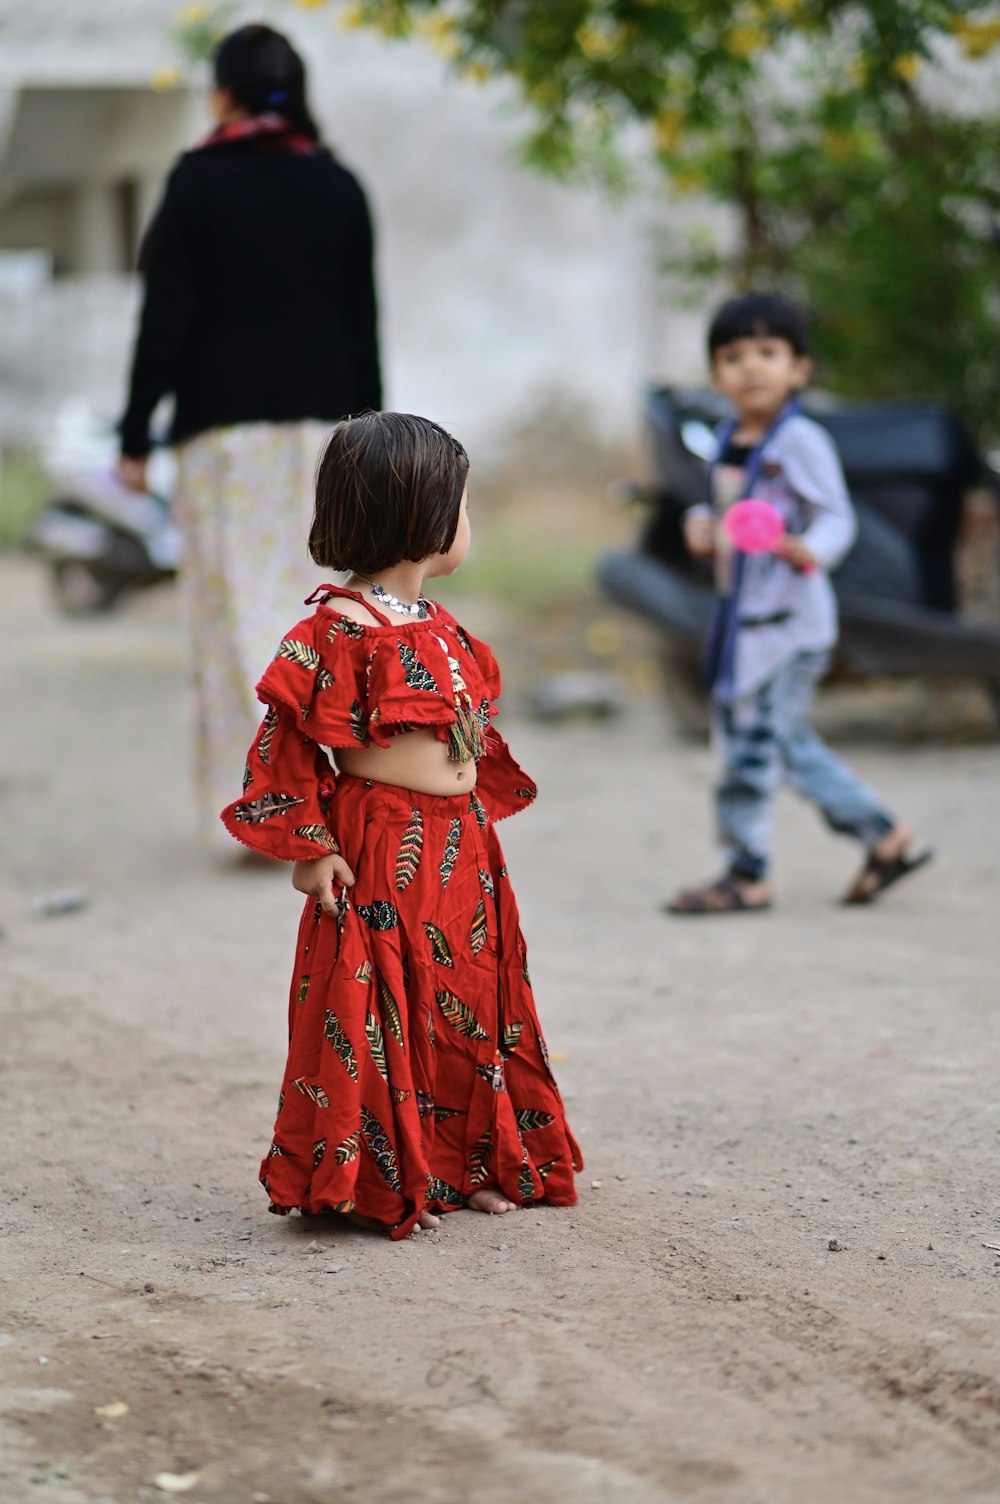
[292,852,356,917]
[683,511,715,558]
[774,535,819,573]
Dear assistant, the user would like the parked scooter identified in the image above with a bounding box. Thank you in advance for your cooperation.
[28,400,178,614]
[599,387,1000,731]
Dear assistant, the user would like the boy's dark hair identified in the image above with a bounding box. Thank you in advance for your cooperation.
[708,292,810,358]
[310,412,470,573]
[213,24,320,143]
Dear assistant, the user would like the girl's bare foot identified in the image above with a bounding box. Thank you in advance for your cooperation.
[344,1207,440,1235]
[466,1189,517,1215]
[345,1210,385,1234]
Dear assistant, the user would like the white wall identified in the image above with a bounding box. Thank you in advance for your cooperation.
[0,1,721,466]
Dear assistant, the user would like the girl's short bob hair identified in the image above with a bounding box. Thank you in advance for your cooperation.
[708,292,810,358]
[309,411,469,574]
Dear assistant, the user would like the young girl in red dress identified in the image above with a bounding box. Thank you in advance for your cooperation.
[221,412,582,1239]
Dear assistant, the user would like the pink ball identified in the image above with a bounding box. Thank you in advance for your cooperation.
[724,498,785,554]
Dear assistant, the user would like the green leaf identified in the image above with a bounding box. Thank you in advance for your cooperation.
[423,922,454,967]
[276,638,320,672]
[324,1009,358,1081]
[436,987,489,1040]
[394,808,424,891]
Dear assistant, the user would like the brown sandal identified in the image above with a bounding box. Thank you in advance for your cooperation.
[666,876,772,916]
[842,847,933,906]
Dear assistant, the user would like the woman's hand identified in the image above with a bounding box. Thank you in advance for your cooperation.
[291,852,356,917]
[683,511,715,559]
[116,455,149,493]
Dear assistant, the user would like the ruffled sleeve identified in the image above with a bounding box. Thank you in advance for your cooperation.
[446,612,537,821]
[219,609,370,859]
[219,703,340,861]
[254,611,374,750]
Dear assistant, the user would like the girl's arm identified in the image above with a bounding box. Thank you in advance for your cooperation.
[119,164,199,459]
[777,419,857,571]
[220,701,351,877]
[292,851,354,917]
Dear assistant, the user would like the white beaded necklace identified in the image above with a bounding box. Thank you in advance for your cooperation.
[351,572,430,620]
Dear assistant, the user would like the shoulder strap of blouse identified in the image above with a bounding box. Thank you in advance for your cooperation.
[304,583,395,627]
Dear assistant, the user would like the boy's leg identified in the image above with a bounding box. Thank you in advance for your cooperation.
[772,651,896,845]
[667,680,781,911]
[712,679,783,886]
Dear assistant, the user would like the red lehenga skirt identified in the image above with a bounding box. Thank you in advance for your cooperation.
[260,774,582,1239]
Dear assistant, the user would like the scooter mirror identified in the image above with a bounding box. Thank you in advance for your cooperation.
[680,420,717,462]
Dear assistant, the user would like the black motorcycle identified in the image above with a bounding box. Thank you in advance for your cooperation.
[599,387,1000,731]
[27,409,178,615]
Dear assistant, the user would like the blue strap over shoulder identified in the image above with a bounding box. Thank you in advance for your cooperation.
[703,396,801,698]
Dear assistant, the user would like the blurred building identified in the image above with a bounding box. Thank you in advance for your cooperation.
[0,1,714,468]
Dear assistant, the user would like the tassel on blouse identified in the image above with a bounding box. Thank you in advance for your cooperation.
[446,696,486,763]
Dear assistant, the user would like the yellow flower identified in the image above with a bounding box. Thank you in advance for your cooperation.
[175,3,212,24]
[151,65,183,91]
[671,168,705,196]
[653,104,685,152]
[337,4,367,28]
[725,26,767,57]
[417,13,461,59]
[819,127,856,161]
[949,16,1000,57]
[527,79,563,107]
[890,53,922,81]
[293,0,331,8]
[725,25,767,58]
[457,61,491,85]
[575,23,617,62]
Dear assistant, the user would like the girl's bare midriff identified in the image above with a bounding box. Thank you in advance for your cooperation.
[334,727,477,797]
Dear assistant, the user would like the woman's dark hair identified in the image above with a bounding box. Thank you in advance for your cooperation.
[213,24,320,142]
[310,412,470,573]
[708,292,810,357]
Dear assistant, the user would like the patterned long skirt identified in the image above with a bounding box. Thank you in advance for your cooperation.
[260,774,582,1239]
[174,421,331,850]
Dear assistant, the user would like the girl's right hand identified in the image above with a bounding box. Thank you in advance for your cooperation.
[683,511,715,558]
[291,852,356,917]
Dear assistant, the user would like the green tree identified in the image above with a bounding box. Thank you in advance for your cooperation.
[177,2,1000,433]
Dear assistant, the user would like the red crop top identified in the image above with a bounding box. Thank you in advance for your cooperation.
[219,586,537,860]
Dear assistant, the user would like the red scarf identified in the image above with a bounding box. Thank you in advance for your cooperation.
[195,112,318,156]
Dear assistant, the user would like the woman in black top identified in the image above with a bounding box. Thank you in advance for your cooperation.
[117,24,381,852]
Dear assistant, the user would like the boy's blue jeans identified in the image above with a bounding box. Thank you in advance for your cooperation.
[714,650,895,882]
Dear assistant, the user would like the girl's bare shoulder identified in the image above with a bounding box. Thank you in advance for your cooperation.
[322,594,379,626]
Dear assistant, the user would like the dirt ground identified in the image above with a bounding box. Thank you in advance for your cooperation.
[2,554,1000,1504]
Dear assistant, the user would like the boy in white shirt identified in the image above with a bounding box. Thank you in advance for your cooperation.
[669,293,930,914]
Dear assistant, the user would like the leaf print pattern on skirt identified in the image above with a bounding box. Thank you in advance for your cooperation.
[394,809,424,891]
[260,774,582,1239]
